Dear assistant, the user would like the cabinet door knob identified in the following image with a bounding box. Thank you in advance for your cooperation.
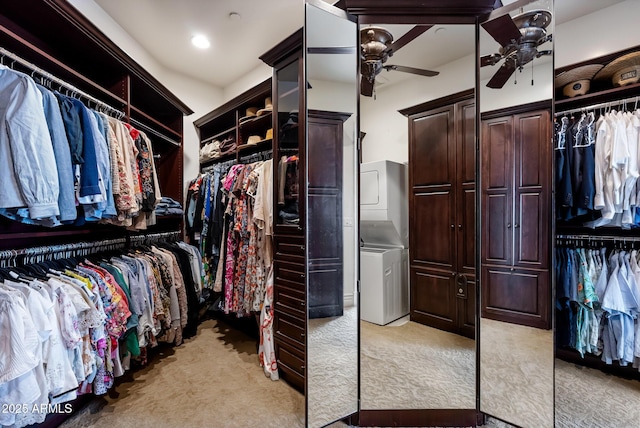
[451,224,455,229]
[507,223,511,229]
[514,223,520,228]
[458,224,462,229]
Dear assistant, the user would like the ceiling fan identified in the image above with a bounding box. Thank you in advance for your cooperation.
[480,9,553,89]
[360,25,440,97]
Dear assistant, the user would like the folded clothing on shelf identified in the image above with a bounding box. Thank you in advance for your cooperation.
[155,196,184,216]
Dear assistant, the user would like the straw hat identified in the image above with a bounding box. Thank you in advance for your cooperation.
[247,135,261,145]
[594,51,640,86]
[239,106,258,123]
[257,97,272,116]
[554,64,603,97]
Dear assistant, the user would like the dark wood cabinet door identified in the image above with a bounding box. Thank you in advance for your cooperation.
[514,110,550,270]
[480,108,551,330]
[481,266,550,329]
[410,105,457,271]
[456,98,476,276]
[481,117,513,266]
[307,112,346,319]
[409,105,457,329]
[409,97,477,337]
[411,268,457,331]
[455,98,476,337]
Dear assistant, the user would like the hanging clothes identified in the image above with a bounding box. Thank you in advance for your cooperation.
[0,66,166,229]
[555,242,640,369]
[556,107,640,229]
[0,239,203,427]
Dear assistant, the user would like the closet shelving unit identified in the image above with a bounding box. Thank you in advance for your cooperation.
[194,78,273,168]
[554,44,640,380]
[0,0,192,252]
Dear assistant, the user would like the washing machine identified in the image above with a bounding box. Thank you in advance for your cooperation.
[360,245,409,325]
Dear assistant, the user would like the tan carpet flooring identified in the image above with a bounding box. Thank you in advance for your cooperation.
[555,359,640,428]
[479,318,554,428]
[61,318,306,428]
[308,306,359,427]
[360,318,476,410]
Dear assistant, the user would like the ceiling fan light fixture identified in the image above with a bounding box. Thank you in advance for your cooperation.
[191,34,210,49]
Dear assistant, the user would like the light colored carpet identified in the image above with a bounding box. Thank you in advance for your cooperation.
[480,318,554,428]
[60,318,305,428]
[308,306,359,427]
[555,359,640,428]
[360,318,476,410]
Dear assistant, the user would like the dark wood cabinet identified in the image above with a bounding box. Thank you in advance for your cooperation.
[261,32,350,390]
[480,107,551,329]
[194,79,273,168]
[402,90,475,339]
[0,0,191,251]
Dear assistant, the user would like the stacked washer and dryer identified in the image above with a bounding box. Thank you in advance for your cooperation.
[360,160,409,325]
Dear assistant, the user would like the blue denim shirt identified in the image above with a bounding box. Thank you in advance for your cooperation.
[0,65,59,219]
[37,85,77,223]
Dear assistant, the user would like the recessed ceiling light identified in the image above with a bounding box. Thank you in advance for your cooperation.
[434,27,447,35]
[191,34,210,49]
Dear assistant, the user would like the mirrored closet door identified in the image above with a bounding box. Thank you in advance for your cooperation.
[357,16,478,426]
[304,1,359,427]
[478,0,554,426]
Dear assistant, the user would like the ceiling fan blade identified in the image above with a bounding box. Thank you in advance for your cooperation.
[383,65,439,77]
[480,54,501,67]
[487,63,516,89]
[385,25,433,56]
[361,75,374,97]
[481,14,521,47]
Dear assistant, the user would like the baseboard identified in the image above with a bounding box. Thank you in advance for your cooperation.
[344,293,354,307]
[358,409,478,427]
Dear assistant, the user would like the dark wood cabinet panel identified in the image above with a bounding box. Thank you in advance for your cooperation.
[483,194,511,265]
[460,188,476,273]
[411,106,455,187]
[412,190,455,269]
[407,91,475,337]
[458,276,476,338]
[480,108,551,329]
[514,110,550,269]
[516,192,545,267]
[481,266,549,329]
[411,268,456,331]
[482,118,512,190]
[458,98,476,185]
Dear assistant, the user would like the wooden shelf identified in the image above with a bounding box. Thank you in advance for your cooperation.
[555,82,640,112]
[201,126,236,146]
[238,138,273,153]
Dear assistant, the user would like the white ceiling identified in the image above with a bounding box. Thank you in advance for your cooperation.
[92,0,625,90]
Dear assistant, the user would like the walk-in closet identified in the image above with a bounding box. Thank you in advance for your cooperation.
[2,0,640,428]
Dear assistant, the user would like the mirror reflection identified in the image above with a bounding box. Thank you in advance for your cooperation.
[304,2,359,427]
[358,22,476,411]
[479,0,554,426]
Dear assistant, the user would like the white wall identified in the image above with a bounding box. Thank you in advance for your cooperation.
[555,0,640,68]
[68,0,224,199]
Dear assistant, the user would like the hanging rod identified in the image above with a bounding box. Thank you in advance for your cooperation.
[555,95,640,117]
[0,47,125,119]
[556,234,640,243]
[0,237,127,265]
[130,117,181,147]
[129,230,181,245]
[202,158,237,173]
